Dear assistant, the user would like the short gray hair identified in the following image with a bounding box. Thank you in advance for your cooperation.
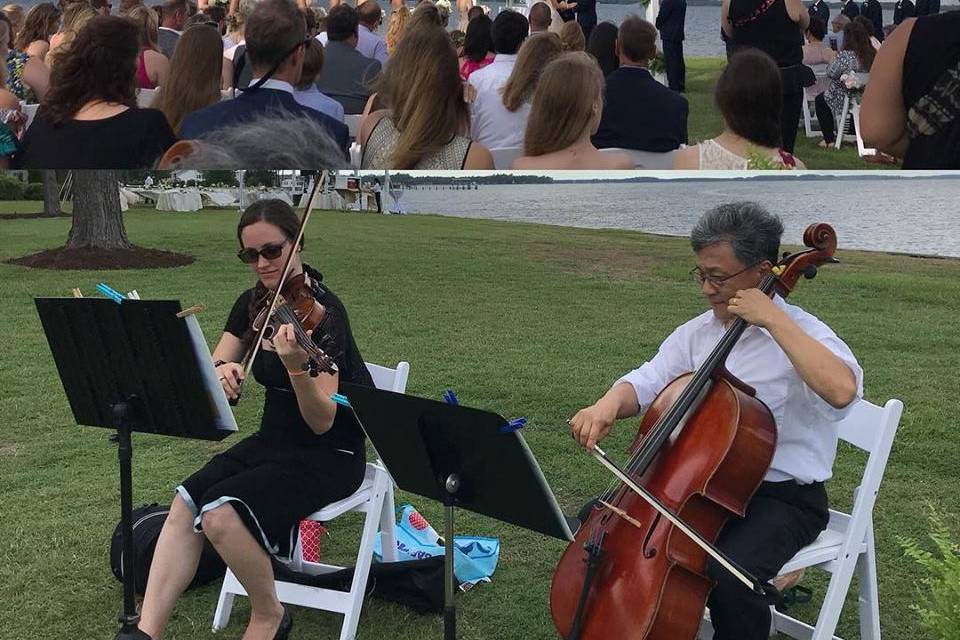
[690,202,784,266]
[182,111,347,169]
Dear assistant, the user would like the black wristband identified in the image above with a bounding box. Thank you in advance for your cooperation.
[214,360,227,367]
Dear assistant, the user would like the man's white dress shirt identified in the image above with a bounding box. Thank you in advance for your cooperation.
[615,296,864,485]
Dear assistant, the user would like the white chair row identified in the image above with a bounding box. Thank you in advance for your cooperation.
[835,72,876,157]
[698,397,903,640]
[213,360,410,640]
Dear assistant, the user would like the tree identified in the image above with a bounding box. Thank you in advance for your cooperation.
[41,171,62,217]
[65,171,130,250]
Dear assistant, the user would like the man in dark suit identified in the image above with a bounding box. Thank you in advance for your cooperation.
[575,0,598,43]
[316,4,382,115]
[656,0,687,92]
[808,0,830,26]
[180,0,349,156]
[915,0,939,15]
[840,0,860,18]
[593,16,688,152]
[158,0,187,59]
[860,0,883,40]
[893,0,916,24]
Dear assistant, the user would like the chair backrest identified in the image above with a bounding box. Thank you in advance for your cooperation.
[21,103,39,131]
[344,114,362,140]
[365,361,410,394]
[599,147,677,169]
[136,88,159,108]
[490,146,522,170]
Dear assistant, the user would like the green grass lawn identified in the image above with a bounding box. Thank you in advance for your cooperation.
[1,207,956,640]
[685,58,887,171]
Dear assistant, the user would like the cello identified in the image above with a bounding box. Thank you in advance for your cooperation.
[551,223,839,640]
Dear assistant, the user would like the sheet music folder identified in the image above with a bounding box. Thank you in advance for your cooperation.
[341,382,573,542]
[35,297,236,440]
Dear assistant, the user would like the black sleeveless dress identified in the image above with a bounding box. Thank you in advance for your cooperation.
[177,265,373,558]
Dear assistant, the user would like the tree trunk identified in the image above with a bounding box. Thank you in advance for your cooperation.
[41,171,62,217]
[66,171,130,250]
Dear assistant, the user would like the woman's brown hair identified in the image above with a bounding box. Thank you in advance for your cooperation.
[377,21,469,168]
[237,199,304,250]
[559,20,585,52]
[501,32,563,112]
[523,51,603,157]
[155,24,223,134]
[842,20,875,71]
[15,2,61,50]
[41,16,139,125]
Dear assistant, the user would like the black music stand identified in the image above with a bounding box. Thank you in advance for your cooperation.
[340,383,574,640]
[34,297,236,640]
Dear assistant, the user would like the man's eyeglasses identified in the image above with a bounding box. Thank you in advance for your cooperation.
[238,241,288,263]
[689,264,756,288]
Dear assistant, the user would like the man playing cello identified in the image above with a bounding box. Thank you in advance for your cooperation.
[569,203,863,639]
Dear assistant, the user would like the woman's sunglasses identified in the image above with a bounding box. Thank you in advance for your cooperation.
[237,241,287,263]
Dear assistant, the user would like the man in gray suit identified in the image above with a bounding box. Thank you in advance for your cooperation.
[158,0,187,58]
[315,4,381,115]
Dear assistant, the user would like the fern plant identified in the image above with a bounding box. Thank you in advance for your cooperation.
[897,505,960,640]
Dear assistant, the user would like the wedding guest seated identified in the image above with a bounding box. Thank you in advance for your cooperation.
[155,23,223,135]
[592,16,687,153]
[315,4,381,115]
[459,13,495,81]
[560,20,585,51]
[468,10,528,101]
[853,15,881,50]
[803,17,836,65]
[513,52,633,169]
[586,20,618,76]
[528,1,553,34]
[673,49,805,169]
[127,5,171,90]
[293,39,345,122]
[158,0,187,58]
[14,17,177,168]
[159,112,345,168]
[358,20,493,168]
[470,31,562,150]
[16,3,60,61]
[815,20,874,147]
[861,11,960,168]
[48,3,97,67]
[356,0,388,65]
[385,5,410,56]
[0,13,44,101]
[826,14,849,51]
[180,0,349,156]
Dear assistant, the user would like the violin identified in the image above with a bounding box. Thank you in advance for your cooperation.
[550,224,839,640]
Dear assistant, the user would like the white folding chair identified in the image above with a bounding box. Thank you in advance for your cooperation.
[699,398,904,640]
[136,87,159,108]
[20,102,39,131]
[213,361,411,640]
[599,147,678,169]
[802,64,828,138]
[344,114,362,141]
[834,73,875,156]
[490,146,522,170]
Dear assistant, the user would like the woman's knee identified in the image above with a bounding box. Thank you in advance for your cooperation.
[167,493,198,529]
[200,502,242,544]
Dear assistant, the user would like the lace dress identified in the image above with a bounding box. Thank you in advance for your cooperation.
[697,138,800,169]
[361,116,473,169]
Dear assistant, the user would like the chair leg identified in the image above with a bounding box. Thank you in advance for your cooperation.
[857,521,882,640]
[212,569,238,631]
[835,97,849,150]
[379,481,398,563]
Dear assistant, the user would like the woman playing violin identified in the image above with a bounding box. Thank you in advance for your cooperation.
[137,199,373,640]
[569,203,863,640]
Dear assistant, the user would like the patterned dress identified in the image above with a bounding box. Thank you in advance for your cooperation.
[5,50,36,103]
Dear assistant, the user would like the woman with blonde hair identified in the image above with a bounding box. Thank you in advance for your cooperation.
[514,52,632,169]
[154,24,223,134]
[1,4,24,37]
[559,20,585,51]
[126,4,170,89]
[359,21,492,169]
[470,31,562,149]
[385,5,409,56]
[16,3,61,60]
[47,3,98,69]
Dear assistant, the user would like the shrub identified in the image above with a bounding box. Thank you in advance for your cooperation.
[898,504,960,640]
[0,174,24,200]
[23,183,44,201]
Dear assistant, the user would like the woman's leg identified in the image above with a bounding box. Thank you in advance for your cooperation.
[815,93,836,144]
[139,495,205,639]
[201,502,284,640]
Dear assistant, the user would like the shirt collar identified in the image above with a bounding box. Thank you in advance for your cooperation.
[248,78,295,94]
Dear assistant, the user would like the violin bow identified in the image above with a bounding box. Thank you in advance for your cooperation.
[240,171,329,378]
[590,445,774,597]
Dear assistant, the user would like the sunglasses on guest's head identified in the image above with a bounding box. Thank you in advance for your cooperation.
[237,240,288,263]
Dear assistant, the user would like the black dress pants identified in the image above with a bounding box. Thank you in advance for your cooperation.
[707,480,829,640]
[815,92,836,143]
[663,39,686,92]
[780,88,803,154]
